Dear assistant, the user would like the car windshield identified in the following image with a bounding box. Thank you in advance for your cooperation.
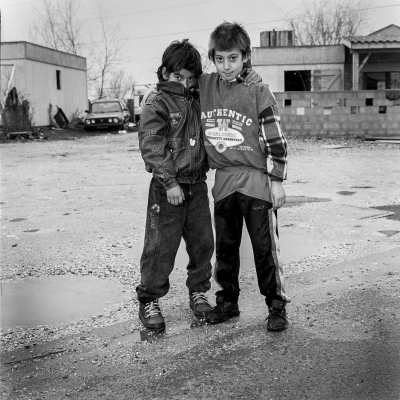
[91,102,121,113]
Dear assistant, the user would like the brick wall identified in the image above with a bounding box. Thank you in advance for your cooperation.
[276,90,400,137]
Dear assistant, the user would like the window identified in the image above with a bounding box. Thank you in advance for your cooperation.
[56,70,61,90]
[284,70,311,91]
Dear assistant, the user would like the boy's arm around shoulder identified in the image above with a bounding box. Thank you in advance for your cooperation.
[257,84,288,182]
[139,94,179,190]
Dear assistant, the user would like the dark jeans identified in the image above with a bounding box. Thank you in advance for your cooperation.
[136,179,214,303]
[214,192,289,307]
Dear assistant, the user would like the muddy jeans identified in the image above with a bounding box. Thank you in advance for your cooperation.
[136,179,214,303]
[213,192,290,307]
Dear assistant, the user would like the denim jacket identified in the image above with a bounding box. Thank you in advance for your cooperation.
[139,81,208,190]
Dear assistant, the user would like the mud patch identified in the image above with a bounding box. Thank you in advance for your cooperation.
[378,230,400,237]
[373,204,400,221]
[1,275,125,328]
[337,191,356,196]
[10,218,27,222]
[284,196,331,208]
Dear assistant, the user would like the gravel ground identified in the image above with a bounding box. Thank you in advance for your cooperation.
[1,130,399,399]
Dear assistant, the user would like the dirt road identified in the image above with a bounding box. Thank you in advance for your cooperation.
[1,132,399,399]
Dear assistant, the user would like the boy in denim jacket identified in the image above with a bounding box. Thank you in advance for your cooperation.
[136,39,214,331]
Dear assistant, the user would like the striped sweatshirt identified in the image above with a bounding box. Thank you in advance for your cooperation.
[198,73,287,181]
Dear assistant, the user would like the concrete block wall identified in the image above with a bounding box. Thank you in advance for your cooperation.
[276,90,400,137]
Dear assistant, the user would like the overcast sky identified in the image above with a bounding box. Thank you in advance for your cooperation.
[2,0,400,86]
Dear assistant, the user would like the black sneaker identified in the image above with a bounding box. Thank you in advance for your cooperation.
[266,299,287,332]
[139,299,165,331]
[189,292,212,319]
[206,296,240,325]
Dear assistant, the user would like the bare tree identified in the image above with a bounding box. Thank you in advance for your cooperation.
[29,0,83,55]
[90,1,127,99]
[288,0,371,45]
[105,69,136,99]
[29,0,132,99]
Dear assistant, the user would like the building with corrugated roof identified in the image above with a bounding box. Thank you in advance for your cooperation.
[253,25,400,92]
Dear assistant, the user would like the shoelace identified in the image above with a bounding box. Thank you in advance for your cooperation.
[191,292,210,306]
[266,309,287,321]
[144,300,161,318]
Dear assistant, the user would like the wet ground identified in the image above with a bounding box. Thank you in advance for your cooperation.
[1,133,399,399]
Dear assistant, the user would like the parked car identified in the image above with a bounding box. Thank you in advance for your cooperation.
[84,99,130,131]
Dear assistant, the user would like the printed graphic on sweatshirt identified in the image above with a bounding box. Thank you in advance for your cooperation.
[169,112,183,128]
[201,109,253,153]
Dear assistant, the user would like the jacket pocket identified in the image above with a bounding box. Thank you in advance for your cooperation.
[168,140,186,161]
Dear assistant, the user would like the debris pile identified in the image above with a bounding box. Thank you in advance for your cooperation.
[1,87,33,136]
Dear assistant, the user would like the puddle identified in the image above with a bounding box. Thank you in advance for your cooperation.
[351,186,375,189]
[23,229,40,233]
[10,218,27,222]
[1,276,125,328]
[373,205,400,221]
[337,191,356,196]
[378,230,399,237]
[284,196,331,208]
[116,319,208,344]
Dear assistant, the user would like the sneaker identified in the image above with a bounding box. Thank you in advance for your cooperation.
[139,299,165,331]
[266,299,287,332]
[206,295,240,325]
[189,292,212,319]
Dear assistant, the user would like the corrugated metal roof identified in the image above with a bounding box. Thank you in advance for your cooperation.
[342,34,400,44]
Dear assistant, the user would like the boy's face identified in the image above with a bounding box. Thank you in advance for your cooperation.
[162,68,196,89]
[214,48,248,81]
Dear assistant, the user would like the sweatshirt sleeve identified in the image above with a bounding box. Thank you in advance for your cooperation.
[139,98,179,190]
[258,103,288,181]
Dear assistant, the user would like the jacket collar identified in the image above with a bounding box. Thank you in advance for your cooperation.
[157,81,199,100]
[157,81,189,97]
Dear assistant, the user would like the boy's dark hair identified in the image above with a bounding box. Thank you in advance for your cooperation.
[208,22,251,63]
[157,39,202,82]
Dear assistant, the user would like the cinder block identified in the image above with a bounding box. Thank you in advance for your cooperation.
[281,122,301,130]
[327,130,350,137]
[341,122,363,130]
[361,121,381,130]
[281,108,298,115]
[275,93,290,100]
[302,122,323,130]
[359,106,379,114]
[301,93,314,100]
[341,130,366,137]
[385,122,400,129]
[364,91,376,98]
[365,129,388,135]
[288,115,308,122]
[331,106,343,115]
[338,114,351,122]
[387,106,400,114]
[286,92,303,100]
[304,107,318,115]
[385,113,400,121]
[346,99,365,107]
[292,99,311,107]
[323,122,341,130]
